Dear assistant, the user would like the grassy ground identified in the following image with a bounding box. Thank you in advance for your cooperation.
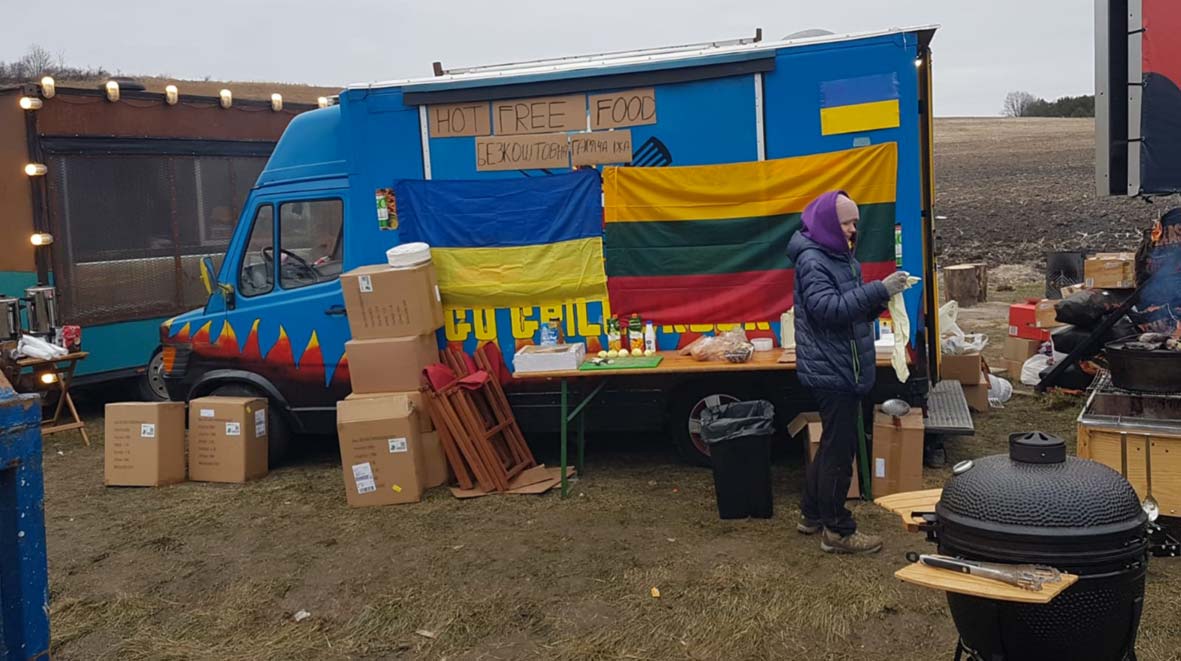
[41,346,1181,660]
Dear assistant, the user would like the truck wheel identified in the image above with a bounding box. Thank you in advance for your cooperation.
[209,384,291,468]
[667,381,758,467]
[136,349,170,401]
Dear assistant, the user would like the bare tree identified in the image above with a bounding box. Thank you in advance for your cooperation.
[19,44,56,77]
[1003,91,1037,117]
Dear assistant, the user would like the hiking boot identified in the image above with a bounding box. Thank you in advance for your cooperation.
[797,517,822,535]
[820,529,883,555]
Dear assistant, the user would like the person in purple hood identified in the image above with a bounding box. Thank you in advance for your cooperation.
[786,191,909,554]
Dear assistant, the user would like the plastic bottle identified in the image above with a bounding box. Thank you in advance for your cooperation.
[644,321,657,352]
[628,314,644,352]
[607,317,622,351]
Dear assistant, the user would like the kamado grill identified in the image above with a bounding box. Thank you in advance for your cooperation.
[908,433,1153,661]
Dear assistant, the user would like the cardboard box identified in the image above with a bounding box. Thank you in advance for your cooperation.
[513,343,587,373]
[1003,336,1044,363]
[1084,252,1136,289]
[1060,283,1087,298]
[963,372,991,413]
[789,413,859,499]
[872,407,925,498]
[1000,358,1027,377]
[104,402,187,486]
[345,390,434,433]
[336,394,425,507]
[940,352,983,384]
[188,396,269,483]
[1034,299,1064,328]
[340,263,445,340]
[1008,302,1052,341]
[345,334,439,394]
[421,431,449,488]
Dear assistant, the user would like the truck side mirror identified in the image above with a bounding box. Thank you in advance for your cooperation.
[199,257,216,296]
[200,256,236,310]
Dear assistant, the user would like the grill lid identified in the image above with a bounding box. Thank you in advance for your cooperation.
[939,432,1144,530]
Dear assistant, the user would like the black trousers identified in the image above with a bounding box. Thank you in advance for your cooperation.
[801,390,869,537]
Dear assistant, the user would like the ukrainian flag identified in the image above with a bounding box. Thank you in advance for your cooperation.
[394,169,607,309]
[819,73,901,136]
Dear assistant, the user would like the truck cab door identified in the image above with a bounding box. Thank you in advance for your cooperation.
[222,193,351,416]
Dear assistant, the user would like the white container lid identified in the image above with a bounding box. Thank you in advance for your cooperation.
[387,242,431,268]
[752,338,774,352]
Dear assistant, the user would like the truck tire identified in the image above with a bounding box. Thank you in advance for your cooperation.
[136,348,170,402]
[209,383,291,468]
[667,381,762,467]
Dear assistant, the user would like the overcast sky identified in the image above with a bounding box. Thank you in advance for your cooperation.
[2,0,1094,117]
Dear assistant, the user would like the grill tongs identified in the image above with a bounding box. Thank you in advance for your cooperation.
[906,552,1063,591]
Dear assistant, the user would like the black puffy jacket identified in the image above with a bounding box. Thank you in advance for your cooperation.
[787,231,889,395]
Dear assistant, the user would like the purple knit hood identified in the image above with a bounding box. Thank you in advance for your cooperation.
[801,190,851,254]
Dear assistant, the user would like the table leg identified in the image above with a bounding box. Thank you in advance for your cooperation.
[577,411,586,478]
[64,391,89,447]
[47,376,68,426]
[560,378,569,499]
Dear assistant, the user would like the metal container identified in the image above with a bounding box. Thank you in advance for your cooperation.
[1105,335,1181,393]
[24,286,58,335]
[929,432,1148,661]
[0,296,20,341]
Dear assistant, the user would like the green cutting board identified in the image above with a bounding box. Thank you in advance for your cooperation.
[579,355,664,371]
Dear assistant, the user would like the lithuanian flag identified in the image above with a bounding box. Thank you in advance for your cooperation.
[395,169,607,309]
[602,143,898,325]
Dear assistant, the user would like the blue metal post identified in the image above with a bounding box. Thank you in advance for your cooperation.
[0,373,50,661]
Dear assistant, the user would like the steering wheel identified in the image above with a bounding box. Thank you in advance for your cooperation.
[261,246,318,283]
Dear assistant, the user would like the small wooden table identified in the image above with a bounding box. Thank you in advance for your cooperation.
[515,348,894,497]
[16,352,90,446]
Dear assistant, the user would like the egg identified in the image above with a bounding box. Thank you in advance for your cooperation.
[644,349,655,357]
[619,349,630,357]
[598,350,609,358]
[607,350,619,358]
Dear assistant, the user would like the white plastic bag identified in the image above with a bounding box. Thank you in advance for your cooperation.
[17,334,67,360]
[988,373,1013,407]
[1021,354,1051,387]
[939,300,964,339]
[942,332,989,356]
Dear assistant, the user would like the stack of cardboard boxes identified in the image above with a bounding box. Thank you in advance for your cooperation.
[789,406,925,500]
[336,260,450,507]
[104,397,270,487]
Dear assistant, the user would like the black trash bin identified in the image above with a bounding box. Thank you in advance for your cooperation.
[700,400,775,520]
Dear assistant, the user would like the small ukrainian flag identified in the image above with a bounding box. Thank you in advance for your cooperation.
[819,73,901,136]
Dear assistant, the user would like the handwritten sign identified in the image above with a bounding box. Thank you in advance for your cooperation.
[492,95,586,135]
[476,133,570,171]
[428,102,491,137]
[589,89,656,130]
[570,130,633,166]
